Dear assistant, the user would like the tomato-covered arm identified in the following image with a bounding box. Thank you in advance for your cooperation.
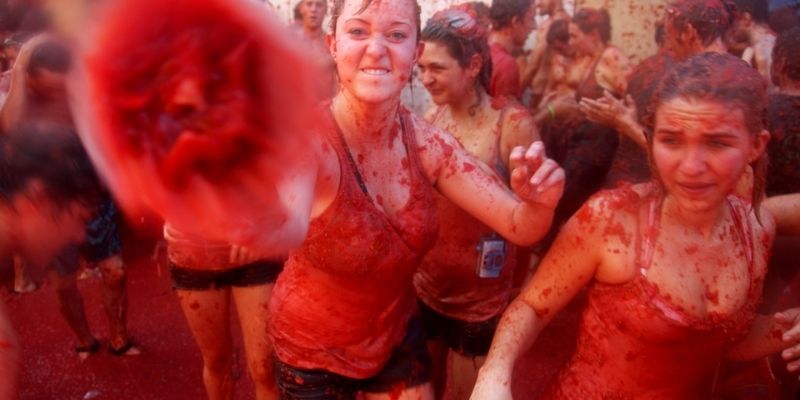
[764,194,800,236]
[415,116,564,246]
[471,197,607,398]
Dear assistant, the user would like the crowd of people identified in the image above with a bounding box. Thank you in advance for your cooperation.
[1,0,800,399]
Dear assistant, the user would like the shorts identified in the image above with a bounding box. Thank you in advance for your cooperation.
[169,260,283,290]
[274,316,432,399]
[417,299,499,357]
[80,196,122,263]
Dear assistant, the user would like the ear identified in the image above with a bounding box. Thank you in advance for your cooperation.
[681,23,701,51]
[749,129,770,163]
[327,33,336,58]
[467,54,482,79]
[413,41,425,63]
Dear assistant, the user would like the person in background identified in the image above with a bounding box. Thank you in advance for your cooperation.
[487,0,536,101]
[416,8,538,399]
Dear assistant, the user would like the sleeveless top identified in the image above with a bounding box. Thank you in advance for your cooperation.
[575,53,607,102]
[413,106,516,322]
[269,106,438,379]
[543,189,761,400]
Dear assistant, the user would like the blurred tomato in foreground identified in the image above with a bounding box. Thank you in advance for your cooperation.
[70,0,321,255]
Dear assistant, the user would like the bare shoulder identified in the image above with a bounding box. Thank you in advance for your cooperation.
[407,111,462,184]
[563,184,652,282]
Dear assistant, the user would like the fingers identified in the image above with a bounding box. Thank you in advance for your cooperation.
[511,142,564,203]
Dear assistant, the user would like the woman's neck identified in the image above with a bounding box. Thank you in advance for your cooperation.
[331,91,400,146]
[448,87,484,119]
[662,195,727,238]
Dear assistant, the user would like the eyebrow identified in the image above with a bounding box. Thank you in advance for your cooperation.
[344,17,413,28]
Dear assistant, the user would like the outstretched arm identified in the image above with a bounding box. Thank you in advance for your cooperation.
[764,194,800,236]
[471,197,608,399]
[417,116,564,246]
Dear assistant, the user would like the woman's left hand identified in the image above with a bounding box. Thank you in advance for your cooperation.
[775,308,800,375]
[509,141,565,210]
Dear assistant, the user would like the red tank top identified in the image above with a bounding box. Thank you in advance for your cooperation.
[543,188,761,400]
[413,106,516,322]
[269,107,438,378]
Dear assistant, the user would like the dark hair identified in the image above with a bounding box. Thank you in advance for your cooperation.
[573,8,612,44]
[331,0,421,40]
[0,126,101,206]
[771,26,800,85]
[489,0,531,30]
[651,52,768,213]
[293,1,303,21]
[546,18,569,45]
[733,0,768,23]
[27,40,71,76]
[666,0,737,46]
[422,8,492,90]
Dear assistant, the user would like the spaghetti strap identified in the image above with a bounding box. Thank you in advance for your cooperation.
[636,191,662,275]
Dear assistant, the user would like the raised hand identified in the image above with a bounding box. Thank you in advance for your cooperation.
[509,141,564,210]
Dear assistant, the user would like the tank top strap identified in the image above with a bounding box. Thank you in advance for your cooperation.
[398,107,430,188]
[727,196,755,274]
[636,189,663,275]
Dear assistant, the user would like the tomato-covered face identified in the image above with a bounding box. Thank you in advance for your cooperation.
[329,0,422,105]
[652,97,768,214]
[418,41,477,106]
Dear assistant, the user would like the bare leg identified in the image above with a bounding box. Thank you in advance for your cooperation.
[177,288,234,400]
[448,352,485,400]
[13,254,37,293]
[52,271,95,349]
[364,382,435,400]
[98,254,136,352]
[426,339,449,399]
[0,301,19,400]
[232,284,278,400]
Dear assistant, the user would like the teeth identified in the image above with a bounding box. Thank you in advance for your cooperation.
[362,68,389,75]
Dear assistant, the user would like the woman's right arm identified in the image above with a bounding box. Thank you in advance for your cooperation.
[471,197,608,399]
[764,194,800,236]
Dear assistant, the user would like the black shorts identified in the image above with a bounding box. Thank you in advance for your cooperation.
[274,316,432,399]
[169,260,283,290]
[80,196,122,263]
[417,299,499,357]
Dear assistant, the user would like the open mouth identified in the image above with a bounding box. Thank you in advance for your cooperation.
[361,68,390,76]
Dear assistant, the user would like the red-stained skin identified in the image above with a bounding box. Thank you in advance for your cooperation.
[519,92,775,398]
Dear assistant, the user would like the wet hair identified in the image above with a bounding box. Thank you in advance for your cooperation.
[650,52,768,213]
[0,126,101,206]
[422,8,492,90]
[546,18,569,45]
[572,8,612,44]
[771,26,800,85]
[457,1,492,30]
[732,0,768,23]
[489,0,531,30]
[331,0,422,40]
[27,40,71,76]
[666,0,737,46]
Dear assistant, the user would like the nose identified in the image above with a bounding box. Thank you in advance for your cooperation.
[364,34,388,58]
[420,69,434,87]
[678,146,708,176]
